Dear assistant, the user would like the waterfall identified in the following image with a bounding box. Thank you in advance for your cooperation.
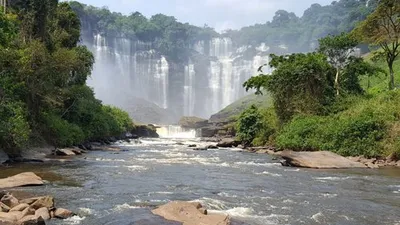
[85,34,169,110]
[83,33,270,122]
[184,61,195,116]
[156,126,197,139]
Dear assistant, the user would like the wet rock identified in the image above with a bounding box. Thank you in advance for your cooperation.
[70,148,85,155]
[198,208,208,215]
[280,151,367,169]
[216,138,240,148]
[188,144,197,148]
[207,145,218,149]
[193,147,207,151]
[20,207,35,220]
[55,149,75,156]
[0,173,44,189]
[152,201,230,225]
[0,202,10,212]
[18,215,45,225]
[30,196,54,210]
[53,208,74,219]
[386,153,398,163]
[10,203,30,212]
[0,217,14,225]
[1,194,19,208]
[365,162,379,169]
[175,142,185,146]
[35,208,50,220]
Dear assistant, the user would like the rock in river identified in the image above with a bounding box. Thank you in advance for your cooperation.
[152,201,230,225]
[280,151,367,169]
[0,173,44,189]
[216,138,240,148]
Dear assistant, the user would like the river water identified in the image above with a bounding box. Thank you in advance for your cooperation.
[1,138,400,225]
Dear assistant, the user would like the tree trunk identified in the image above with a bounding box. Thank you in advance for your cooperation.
[335,67,340,96]
[388,59,395,90]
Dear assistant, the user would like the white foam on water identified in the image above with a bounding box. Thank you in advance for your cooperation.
[78,208,94,216]
[124,165,147,171]
[218,192,238,198]
[192,197,228,210]
[321,193,338,198]
[255,171,282,177]
[311,212,325,223]
[284,168,300,172]
[63,215,86,224]
[234,162,280,167]
[314,176,352,181]
[113,203,142,212]
[95,158,126,162]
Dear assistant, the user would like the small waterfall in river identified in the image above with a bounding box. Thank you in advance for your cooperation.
[156,126,197,139]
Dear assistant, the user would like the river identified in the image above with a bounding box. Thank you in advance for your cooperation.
[1,137,400,225]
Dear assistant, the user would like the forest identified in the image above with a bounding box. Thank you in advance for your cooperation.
[70,0,378,60]
[0,0,145,158]
[236,0,400,158]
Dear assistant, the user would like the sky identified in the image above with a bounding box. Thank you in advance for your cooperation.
[74,0,334,31]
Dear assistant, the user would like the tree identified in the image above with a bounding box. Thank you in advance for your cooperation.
[244,53,335,123]
[318,33,358,95]
[354,0,400,90]
[236,105,263,146]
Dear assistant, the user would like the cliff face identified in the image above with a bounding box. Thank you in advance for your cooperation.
[81,25,272,123]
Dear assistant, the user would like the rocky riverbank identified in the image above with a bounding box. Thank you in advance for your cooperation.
[0,173,74,225]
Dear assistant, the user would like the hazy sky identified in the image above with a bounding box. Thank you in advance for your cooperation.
[75,0,333,31]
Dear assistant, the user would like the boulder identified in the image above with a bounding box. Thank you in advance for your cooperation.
[1,195,19,208]
[30,196,54,210]
[199,126,218,138]
[280,151,367,169]
[53,208,73,219]
[18,215,45,225]
[0,173,44,189]
[188,145,197,148]
[0,218,14,225]
[0,202,10,212]
[178,117,208,129]
[216,138,240,148]
[386,152,398,163]
[10,203,30,212]
[193,147,208,151]
[0,211,18,221]
[207,145,218,149]
[20,207,35,220]
[35,208,50,221]
[55,149,75,156]
[152,201,230,225]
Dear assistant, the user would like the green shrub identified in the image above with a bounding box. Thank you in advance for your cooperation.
[43,113,85,147]
[0,102,30,156]
[277,113,386,157]
[102,105,133,133]
[252,107,279,146]
[236,105,263,146]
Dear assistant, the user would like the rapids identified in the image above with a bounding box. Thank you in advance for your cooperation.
[1,138,400,225]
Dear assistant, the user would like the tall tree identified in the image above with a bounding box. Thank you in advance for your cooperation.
[355,0,400,90]
[318,33,358,95]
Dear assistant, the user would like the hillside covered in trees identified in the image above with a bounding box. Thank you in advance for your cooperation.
[235,0,400,159]
[0,0,154,159]
[70,0,378,61]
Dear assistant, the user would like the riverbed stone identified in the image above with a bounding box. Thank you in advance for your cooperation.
[1,194,19,208]
[53,208,73,219]
[18,215,45,225]
[10,203,30,212]
[152,201,230,225]
[30,196,54,210]
[0,173,44,189]
[280,151,367,169]
[0,217,14,225]
[0,202,10,212]
[35,207,50,220]
[216,138,240,148]
[55,148,76,156]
